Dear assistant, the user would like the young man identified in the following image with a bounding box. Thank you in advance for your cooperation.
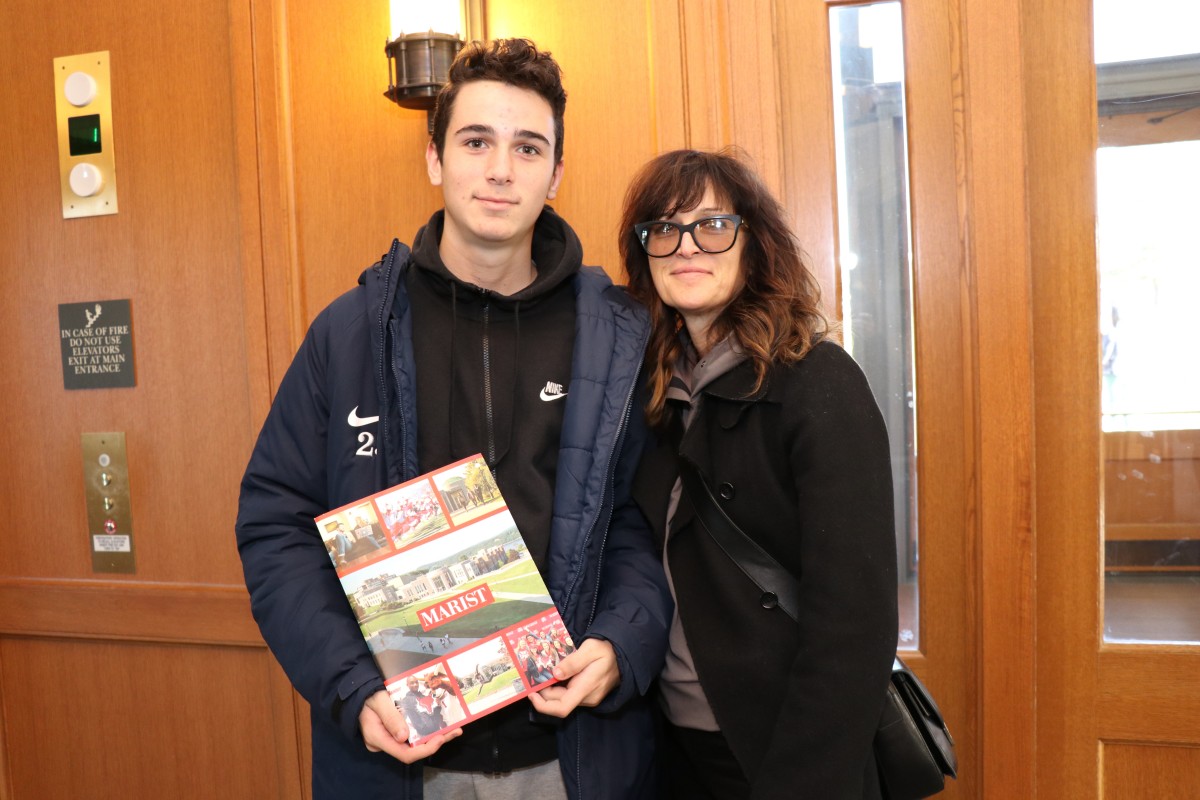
[236,38,671,800]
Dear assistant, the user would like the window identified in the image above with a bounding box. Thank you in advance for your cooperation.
[830,1,919,648]
[1095,0,1200,643]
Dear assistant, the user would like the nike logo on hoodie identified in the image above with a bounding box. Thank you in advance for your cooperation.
[539,381,567,402]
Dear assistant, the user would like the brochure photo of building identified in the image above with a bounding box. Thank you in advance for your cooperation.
[443,637,523,716]
[431,457,505,527]
[340,505,554,678]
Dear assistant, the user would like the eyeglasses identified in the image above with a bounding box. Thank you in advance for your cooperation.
[633,215,745,258]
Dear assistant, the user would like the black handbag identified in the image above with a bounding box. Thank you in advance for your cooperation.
[676,455,957,799]
[874,657,958,799]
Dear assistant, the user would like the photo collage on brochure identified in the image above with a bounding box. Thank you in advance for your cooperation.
[314,454,577,744]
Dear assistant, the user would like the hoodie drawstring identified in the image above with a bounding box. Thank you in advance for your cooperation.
[506,301,521,473]
[448,281,458,466]
[437,271,527,485]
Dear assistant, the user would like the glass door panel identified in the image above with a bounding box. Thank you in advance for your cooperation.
[829,2,919,649]
[1095,0,1200,643]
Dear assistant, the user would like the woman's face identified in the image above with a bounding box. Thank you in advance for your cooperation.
[646,186,745,347]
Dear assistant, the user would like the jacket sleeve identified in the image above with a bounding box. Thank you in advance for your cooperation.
[582,381,674,713]
[235,312,385,742]
[751,346,898,799]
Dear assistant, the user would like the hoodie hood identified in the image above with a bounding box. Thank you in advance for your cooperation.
[409,206,583,306]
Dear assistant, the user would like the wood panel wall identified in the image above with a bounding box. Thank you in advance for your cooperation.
[5,0,1195,798]
[0,0,301,797]
[487,1,678,282]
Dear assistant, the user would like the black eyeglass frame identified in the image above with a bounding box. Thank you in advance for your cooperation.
[633,214,745,258]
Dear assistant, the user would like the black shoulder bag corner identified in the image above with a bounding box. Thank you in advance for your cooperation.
[676,455,957,800]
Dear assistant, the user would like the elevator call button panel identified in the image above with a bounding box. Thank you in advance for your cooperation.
[81,432,135,573]
[54,51,118,218]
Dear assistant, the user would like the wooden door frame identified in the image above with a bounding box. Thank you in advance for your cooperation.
[960,0,1040,793]
[1022,0,1102,796]
[245,0,320,792]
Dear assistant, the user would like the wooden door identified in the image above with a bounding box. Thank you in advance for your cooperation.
[0,0,304,796]
[1028,0,1200,797]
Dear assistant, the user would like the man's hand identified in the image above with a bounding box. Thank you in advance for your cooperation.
[528,638,620,718]
[359,690,461,763]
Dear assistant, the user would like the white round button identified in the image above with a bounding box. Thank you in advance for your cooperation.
[64,72,98,107]
[69,163,104,197]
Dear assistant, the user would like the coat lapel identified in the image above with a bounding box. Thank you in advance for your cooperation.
[675,361,781,532]
[635,360,785,549]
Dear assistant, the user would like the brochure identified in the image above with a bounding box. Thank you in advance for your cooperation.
[315,454,575,744]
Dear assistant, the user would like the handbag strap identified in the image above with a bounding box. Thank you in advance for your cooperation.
[674,452,803,622]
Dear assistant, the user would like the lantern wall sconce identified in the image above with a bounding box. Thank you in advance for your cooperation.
[384,1,485,133]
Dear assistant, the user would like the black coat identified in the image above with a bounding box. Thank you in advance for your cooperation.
[633,341,898,800]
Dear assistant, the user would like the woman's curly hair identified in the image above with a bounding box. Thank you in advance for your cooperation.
[619,148,830,427]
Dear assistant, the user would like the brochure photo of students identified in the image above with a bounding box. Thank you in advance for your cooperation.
[375,479,449,548]
[339,509,557,679]
[431,455,504,527]
[444,637,523,716]
[505,615,577,689]
[389,668,463,745]
[319,503,387,568]
[423,669,467,728]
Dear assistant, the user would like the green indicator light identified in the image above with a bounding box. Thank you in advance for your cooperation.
[67,113,103,157]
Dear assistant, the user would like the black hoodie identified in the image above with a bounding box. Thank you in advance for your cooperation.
[406,207,580,773]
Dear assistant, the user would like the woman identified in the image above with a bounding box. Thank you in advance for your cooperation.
[620,149,898,799]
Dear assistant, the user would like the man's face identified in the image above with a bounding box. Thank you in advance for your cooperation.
[427,80,564,254]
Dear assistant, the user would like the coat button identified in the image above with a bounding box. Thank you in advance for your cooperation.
[718,482,735,500]
[760,592,778,609]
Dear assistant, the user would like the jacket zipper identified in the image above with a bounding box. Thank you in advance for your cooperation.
[379,240,406,484]
[390,323,408,477]
[380,243,411,800]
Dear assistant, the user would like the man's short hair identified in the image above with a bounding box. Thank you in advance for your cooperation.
[430,38,567,164]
